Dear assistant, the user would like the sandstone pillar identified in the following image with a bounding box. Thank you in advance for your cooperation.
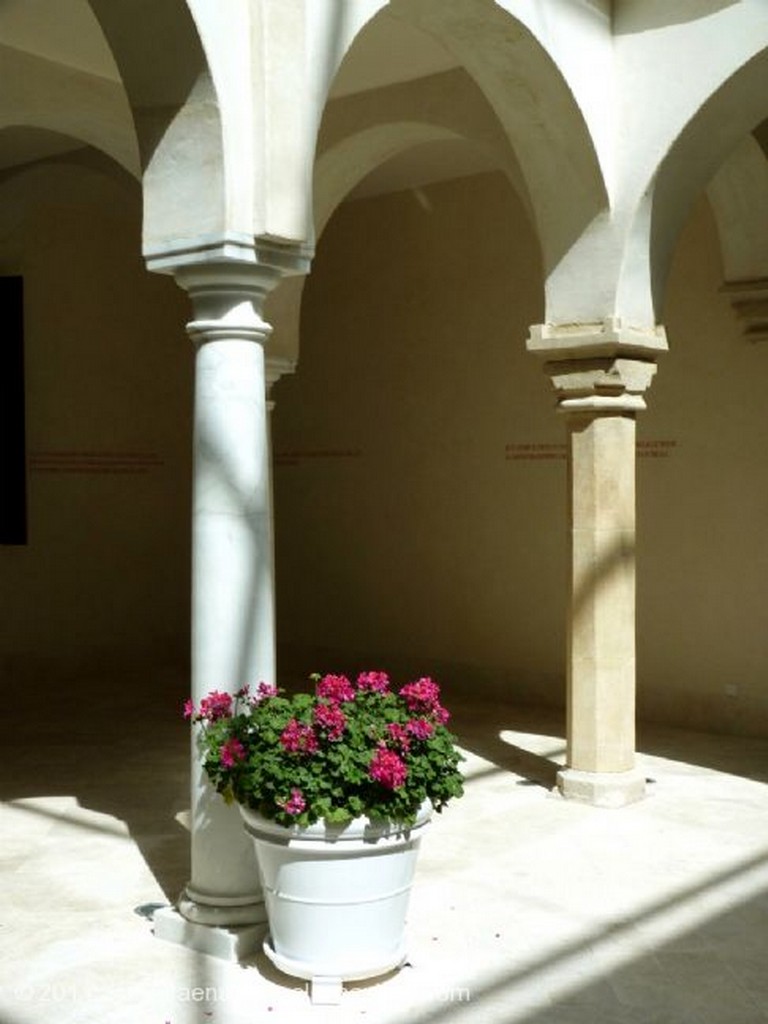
[528,319,667,806]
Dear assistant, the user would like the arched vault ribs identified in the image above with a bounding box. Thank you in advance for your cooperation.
[708,134,768,341]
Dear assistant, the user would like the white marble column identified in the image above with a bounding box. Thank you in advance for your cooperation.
[528,319,667,807]
[152,259,293,959]
[182,263,278,934]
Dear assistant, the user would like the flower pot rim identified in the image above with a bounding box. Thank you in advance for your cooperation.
[239,798,432,844]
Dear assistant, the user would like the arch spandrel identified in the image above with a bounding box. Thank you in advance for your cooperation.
[86,0,227,266]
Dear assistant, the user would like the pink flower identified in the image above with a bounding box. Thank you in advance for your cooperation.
[315,674,356,703]
[399,678,450,722]
[357,671,390,693]
[220,738,246,768]
[399,677,441,711]
[433,703,450,725]
[369,746,408,790]
[281,788,306,816]
[198,690,233,722]
[407,718,435,740]
[254,682,278,701]
[183,698,195,720]
[386,722,411,751]
[313,701,347,741]
[280,718,318,755]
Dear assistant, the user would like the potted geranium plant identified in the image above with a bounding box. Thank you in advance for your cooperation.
[184,671,464,996]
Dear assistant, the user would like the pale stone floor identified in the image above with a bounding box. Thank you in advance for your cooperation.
[3,679,768,1024]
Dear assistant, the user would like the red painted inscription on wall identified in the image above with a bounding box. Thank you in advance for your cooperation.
[505,440,677,461]
[505,443,566,461]
[636,440,677,458]
[29,450,164,475]
[275,449,363,468]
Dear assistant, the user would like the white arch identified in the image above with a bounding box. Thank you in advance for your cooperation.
[611,6,768,323]
[286,30,552,368]
[649,49,768,318]
[346,1,607,276]
[536,2,768,326]
[315,122,465,237]
[270,120,511,372]
[314,58,534,230]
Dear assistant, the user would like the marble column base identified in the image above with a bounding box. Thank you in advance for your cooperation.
[555,767,646,808]
[178,885,267,927]
[153,904,267,962]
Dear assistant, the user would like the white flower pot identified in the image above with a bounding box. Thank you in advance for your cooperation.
[240,802,431,986]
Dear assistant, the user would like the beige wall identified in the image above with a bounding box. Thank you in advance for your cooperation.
[275,173,768,736]
[3,152,765,736]
[274,171,562,702]
[0,156,193,685]
[640,194,768,735]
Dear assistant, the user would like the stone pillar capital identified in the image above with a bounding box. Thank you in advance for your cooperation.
[721,278,768,341]
[527,318,667,413]
[265,354,297,394]
[265,356,297,415]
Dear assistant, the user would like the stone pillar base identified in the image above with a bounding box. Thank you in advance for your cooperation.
[555,767,646,808]
[153,905,267,962]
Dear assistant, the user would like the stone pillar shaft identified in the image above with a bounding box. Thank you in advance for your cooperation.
[568,411,636,774]
[528,318,667,807]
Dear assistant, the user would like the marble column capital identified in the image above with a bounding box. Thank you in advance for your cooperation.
[175,263,278,350]
[167,240,312,350]
[527,318,667,413]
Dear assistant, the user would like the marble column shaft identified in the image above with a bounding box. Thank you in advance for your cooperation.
[178,262,282,926]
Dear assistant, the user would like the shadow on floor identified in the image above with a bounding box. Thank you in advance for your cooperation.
[6,667,768,911]
[447,699,564,790]
[403,846,768,1024]
[4,671,191,901]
